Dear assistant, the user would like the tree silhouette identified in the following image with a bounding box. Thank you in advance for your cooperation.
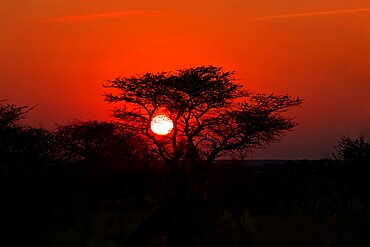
[56,120,156,164]
[0,99,31,129]
[335,135,370,162]
[0,100,51,163]
[103,66,303,169]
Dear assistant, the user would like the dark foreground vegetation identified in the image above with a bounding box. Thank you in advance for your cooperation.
[2,158,370,247]
[1,64,369,247]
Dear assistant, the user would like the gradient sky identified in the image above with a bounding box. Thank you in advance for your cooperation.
[1,0,369,159]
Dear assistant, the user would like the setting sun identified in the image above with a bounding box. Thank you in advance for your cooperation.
[150,115,173,135]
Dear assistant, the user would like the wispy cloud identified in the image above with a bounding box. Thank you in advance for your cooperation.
[253,7,370,21]
[38,10,162,23]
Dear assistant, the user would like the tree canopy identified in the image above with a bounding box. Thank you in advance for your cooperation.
[104,66,303,165]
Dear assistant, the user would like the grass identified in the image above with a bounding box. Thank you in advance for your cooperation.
[2,159,370,246]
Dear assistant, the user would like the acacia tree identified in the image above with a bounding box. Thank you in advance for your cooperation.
[104,66,302,169]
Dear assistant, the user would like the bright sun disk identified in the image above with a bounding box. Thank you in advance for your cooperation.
[150,115,173,135]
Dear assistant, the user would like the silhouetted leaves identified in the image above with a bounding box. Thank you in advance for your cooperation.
[104,66,303,166]
[0,99,32,128]
[55,120,156,164]
[336,136,370,162]
[0,100,53,163]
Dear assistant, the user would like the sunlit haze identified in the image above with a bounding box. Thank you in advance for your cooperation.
[1,0,369,159]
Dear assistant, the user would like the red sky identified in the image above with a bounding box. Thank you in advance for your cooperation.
[1,0,369,159]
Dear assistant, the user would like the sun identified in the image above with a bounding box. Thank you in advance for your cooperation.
[150,115,173,135]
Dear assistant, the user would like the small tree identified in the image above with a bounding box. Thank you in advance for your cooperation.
[335,135,370,162]
[104,66,303,170]
[0,100,52,163]
[55,120,156,164]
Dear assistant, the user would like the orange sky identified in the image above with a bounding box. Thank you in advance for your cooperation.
[1,0,370,159]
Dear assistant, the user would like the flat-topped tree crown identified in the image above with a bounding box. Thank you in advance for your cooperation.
[104,65,303,165]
